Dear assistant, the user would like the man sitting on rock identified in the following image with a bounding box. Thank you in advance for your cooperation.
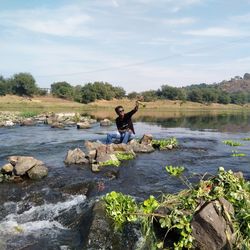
[106,102,139,144]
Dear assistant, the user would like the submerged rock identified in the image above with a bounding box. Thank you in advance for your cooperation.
[64,148,89,165]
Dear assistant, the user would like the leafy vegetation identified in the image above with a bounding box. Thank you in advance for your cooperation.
[99,158,121,167]
[231,151,246,157]
[242,137,250,141]
[152,137,178,150]
[222,140,243,146]
[115,152,135,161]
[104,167,250,249]
[0,173,10,183]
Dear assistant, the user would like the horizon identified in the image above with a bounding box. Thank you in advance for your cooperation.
[1,0,250,92]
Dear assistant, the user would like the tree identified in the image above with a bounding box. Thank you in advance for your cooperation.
[159,85,181,100]
[112,86,126,99]
[187,89,203,103]
[201,88,218,103]
[218,92,231,104]
[51,81,73,99]
[127,92,139,99]
[11,73,38,96]
[0,76,6,96]
[141,90,158,102]
[80,83,97,103]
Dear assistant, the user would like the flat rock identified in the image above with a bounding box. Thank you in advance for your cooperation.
[100,118,112,126]
[77,122,91,129]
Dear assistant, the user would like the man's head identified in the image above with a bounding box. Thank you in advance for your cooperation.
[115,105,124,116]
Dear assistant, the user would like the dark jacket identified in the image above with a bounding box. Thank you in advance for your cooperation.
[115,106,138,134]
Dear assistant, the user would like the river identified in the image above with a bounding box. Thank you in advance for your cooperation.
[0,112,249,249]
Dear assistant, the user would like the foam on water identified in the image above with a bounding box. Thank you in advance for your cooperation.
[0,194,86,237]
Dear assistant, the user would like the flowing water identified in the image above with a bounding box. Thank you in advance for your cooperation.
[0,112,250,249]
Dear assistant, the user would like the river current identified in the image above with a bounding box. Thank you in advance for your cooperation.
[0,113,249,249]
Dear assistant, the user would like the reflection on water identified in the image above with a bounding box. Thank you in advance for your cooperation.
[137,113,250,132]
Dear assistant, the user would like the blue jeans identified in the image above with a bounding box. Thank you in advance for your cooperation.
[106,131,135,144]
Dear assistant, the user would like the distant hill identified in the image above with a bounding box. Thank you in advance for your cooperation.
[217,73,250,93]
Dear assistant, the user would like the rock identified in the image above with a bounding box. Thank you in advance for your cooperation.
[234,171,244,179]
[89,119,97,124]
[13,156,44,176]
[100,118,112,126]
[87,150,97,162]
[243,73,250,80]
[140,134,153,145]
[191,198,234,250]
[84,141,104,152]
[27,164,48,180]
[91,163,101,172]
[77,122,91,129]
[85,201,147,250]
[51,122,65,129]
[129,140,155,153]
[7,156,19,166]
[1,163,13,174]
[20,118,35,126]
[4,120,14,127]
[63,120,76,126]
[64,148,89,164]
[96,153,119,164]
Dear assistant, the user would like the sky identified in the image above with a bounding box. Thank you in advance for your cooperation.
[1,0,250,92]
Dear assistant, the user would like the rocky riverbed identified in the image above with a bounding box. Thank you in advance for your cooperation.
[0,112,249,249]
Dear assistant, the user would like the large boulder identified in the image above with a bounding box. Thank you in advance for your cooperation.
[191,197,234,250]
[100,119,112,126]
[12,156,44,176]
[85,201,146,250]
[27,164,48,180]
[20,118,35,126]
[64,148,89,164]
[51,122,65,129]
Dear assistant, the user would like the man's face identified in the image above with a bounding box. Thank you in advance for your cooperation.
[118,107,125,117]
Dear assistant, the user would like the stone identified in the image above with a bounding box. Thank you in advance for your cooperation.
[1,163,14,174]
[100,118,112,126]
[64,148,89,164]
[191,198,234,250]
[77,122,91,129]
[7,156,19,166]
[4,120,14,127]
[85,201,147,250]
[87,150,97,162]
[13,156,44,176]
[27,164,48,180]
[139,134,153,145]
[129,140,155,153]
[91,163,101,172]
[84,141,104,152]
[51,122,65,129]
[20,118,35,126]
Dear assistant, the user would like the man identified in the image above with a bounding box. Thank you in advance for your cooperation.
[106,102,139,144]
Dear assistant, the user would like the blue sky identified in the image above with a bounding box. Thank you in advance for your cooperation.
[1,0,250,92]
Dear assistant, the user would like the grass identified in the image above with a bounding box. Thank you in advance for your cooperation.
[1,95,250,117]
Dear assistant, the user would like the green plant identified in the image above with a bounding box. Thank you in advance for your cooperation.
[242,137,250,141]
[104,167,250,249]
[152,137,178,150]
[222,140,243,146]
[99,158,121,167]
[231,150,246,157]
[19,111,38,118]
[0,173,10,182]
[103,191,138,230]
[115,152,135,161]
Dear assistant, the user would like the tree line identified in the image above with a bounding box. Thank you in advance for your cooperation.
[0,72,250,105]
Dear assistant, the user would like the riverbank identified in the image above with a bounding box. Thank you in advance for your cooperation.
[1,95,250,115]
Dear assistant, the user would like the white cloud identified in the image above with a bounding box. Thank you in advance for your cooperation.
[0,5,93,37]
[183,27,245,37]
[162,17,196,25]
